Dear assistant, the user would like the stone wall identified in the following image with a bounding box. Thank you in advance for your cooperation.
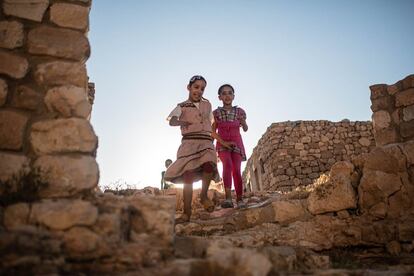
[243,120,375,192]
[370,74,414,146]
[0,1,175,274]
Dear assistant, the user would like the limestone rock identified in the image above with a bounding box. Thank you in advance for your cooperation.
[30,118,97,155]
[272,200,307,224]
[50,3,89,30]
[0,152,29,183]
[128,196,175,246]
[364,145,407,174]
[3,0,49,22]
[372,110,391,130]
[400,120,414,138]
[307,162,357,215]
[400,140,414,165]
[386,240,401,256]
[403,105,414,122]
[368,202,387,219]
[370,95,393,112]
[30,199,98,230]
[374,127,399,146]
[34,61,87,87]
[206,242,272,276]
[92,213,121,242]
[28,26,90,61]
[358,169,402,211]
[0,110,29,150]
[11,85,43,110]
[4,203,30,229]
[0,79,7,107]
[0,20,24,49]
[33,155,98,197]
[0,50,28,79]
[370,84,387,100]
[396,88,414,107]
[63,226,100,254]
[358,137,371,147]
[261,246,297,271]
[398,220,414,241]
[44,85,91,118]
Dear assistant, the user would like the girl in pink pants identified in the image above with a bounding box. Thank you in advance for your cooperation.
[213,84,248,208]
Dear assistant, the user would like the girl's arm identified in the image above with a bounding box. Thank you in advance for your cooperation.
[240,118,248,132]
[212,121,235,149]
[169,116,190,127]
[238,108,248,132]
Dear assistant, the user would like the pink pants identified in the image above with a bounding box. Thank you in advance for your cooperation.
[218,151,243,198]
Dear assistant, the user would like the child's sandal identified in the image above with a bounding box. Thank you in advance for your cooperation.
[175,213,190,224]
[200,198,215,213]
[220,199,234,208]
[237,200,247,209]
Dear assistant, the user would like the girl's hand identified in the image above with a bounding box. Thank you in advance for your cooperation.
[222,141,236,150]
[239,118,248,132]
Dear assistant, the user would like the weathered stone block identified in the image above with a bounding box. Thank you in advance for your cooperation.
[93,213,121,242]
[370,96,394,112]
[63,226,100,255]
[370,84,388,100]
[374,127,399,146]
[34,61,87,87]
[0,21,24,49]
[272,200,307,223]
[3,0,49,22]
[0,110,28,150]
[50,3,89,30]
[387,84,400,95]
[0,50,29,79]
[403,105,414,122]
[11,85,42,110]
[364,145,407,174]
[400,141,414,165]
[0,152,29,183]
[28,26,90,61]
[30,199,98,230]
[33,155,98,198]
[358,137,371,147]
[361,222,395,244]
[388,187,411,219]
[30,118,97,155]
[372,110,391,130]
[206,243,272,276]
[358,169,402,210]
[399,221,414,241]
[396,88,414,107]
[307,176,357,215]
[400,120,414,138]
[128,196,176,246]
[4,202,30,229]
[401,74,414,90]
[369,202,387,219]
[45,85,91,118]
[0,79,7,106]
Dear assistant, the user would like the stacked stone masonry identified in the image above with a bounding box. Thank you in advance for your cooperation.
[244,120,375,192]
[370,74,414,146]
[0,1,175,274]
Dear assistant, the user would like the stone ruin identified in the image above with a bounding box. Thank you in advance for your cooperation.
[243,120,375,192]
[0,1,175,274]
[0,1,414,275]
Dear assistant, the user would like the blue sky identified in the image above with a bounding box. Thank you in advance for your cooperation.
[88,0,414,189]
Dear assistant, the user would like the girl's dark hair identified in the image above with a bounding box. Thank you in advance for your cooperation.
[189,75,207,86]
[218,84,234,95]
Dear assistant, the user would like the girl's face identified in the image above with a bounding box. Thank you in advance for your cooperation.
[187,80,206,102]
[218,86,234,105]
